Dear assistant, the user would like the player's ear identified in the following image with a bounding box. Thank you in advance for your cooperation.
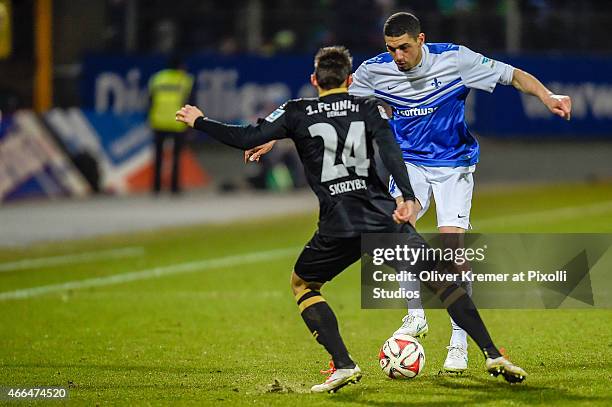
[346,74,353,87]
[417,32,426,46]
[310,73,318,88]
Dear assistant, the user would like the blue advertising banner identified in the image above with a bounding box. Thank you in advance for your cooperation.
[81,54,166,115]
[468,55,612,137]
[81,53,612,137]
[81,53,365,124]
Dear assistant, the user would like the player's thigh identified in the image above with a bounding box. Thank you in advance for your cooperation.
[389,162,432,220]
[431,166,475,230]
[293,232,362,285]
[387,223,466,295]
[371,222,435,272]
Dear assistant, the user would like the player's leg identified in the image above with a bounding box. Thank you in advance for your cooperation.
[429,278,527,383]
[431,166,475,372]
[170,132,184,194]
[291,273,354,369]
[152,131,164,193]
[438,228,471,373]
[389,162,431,338]
[394,223,526,383]
[292,232,362,393]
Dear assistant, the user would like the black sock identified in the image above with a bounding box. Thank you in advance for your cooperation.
[296,289,355,369]
[440,285,502,359]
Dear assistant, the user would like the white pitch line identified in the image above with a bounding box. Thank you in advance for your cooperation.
[0,247,297,301]
[0,247,145,273]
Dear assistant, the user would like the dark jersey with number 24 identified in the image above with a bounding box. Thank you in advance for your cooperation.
[194,91,415,237]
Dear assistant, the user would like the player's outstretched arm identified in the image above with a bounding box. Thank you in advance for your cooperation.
[176,104,289,150]
[511,69,572,120]
[244,140,276,163]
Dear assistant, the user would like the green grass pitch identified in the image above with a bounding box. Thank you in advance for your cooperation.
[1,182,611,405]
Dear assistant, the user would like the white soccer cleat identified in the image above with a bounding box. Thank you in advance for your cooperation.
[310,361,362,393]
[486,356,527,384]
[443,345,468,373]
[393,314,429,338]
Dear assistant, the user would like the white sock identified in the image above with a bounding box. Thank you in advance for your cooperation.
[409,308,426,319]
[449,280,471,349]
[399,278,425,319]
[449,317,468,349]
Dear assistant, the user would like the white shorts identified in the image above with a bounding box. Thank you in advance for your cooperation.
[389,163,475,229]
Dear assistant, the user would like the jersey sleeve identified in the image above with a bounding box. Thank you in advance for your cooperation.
[349,62,375,97]
[364,98,415,201]
[193,102,292,149]
[457,45,514,93]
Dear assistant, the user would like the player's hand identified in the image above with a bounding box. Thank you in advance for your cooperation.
[244,140,277,163]
[393,199,416,225]
[176,104,204,128]
[544,94,572,121]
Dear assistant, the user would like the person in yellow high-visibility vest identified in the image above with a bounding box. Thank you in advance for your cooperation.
[148,57,194,194]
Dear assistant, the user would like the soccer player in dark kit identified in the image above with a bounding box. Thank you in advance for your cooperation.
[175,46,526,393]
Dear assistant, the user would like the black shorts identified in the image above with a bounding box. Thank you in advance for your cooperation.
[294,223,418,283]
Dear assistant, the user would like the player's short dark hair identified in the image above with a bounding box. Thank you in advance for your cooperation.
[314,46,353,90]
[384,12,421,38]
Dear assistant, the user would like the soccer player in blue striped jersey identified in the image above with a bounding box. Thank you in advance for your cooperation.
[347,12,572,373]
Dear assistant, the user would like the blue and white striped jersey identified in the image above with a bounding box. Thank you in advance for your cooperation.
[349,43,514,167]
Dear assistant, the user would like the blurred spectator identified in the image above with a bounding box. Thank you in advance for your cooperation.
[148,55,194,195]
[153,19,178,53]
[274,30,296,53]
[258,29,297,56]
[219,36,239,55]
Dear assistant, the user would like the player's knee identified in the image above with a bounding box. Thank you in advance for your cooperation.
[290,271,322,296]
[437,228,465,252]
[290,271,308,295]
[438,226,466,235]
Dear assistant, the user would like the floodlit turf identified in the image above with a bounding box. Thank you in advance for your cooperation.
[1,182,611,405]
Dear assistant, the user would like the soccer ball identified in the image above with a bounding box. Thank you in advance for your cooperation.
[379,334,425,379]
